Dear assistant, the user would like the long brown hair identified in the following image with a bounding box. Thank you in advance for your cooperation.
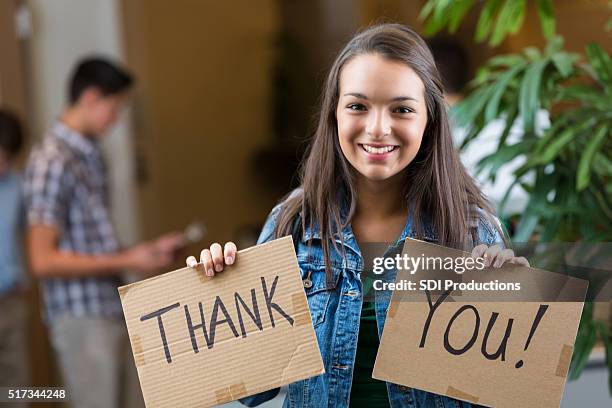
[274,23,498,277]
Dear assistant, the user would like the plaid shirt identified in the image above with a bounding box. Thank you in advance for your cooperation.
[23,121,123,323]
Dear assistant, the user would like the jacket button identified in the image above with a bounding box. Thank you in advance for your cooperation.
[398,386,410,392]
[303,279,313,289]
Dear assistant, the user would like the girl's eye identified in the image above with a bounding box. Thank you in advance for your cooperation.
[393,106,414,114]
[347,103,366,111]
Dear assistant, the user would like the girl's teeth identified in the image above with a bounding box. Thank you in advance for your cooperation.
[363,144,395,154]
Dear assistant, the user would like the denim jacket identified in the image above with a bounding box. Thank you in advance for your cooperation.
[240,194,503,408]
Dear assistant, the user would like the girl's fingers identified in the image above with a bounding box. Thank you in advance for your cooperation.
[493,249,515,268]
[510,256,530,267]
[210,242,224,272]
[483,244,502,267]
[224,241,237,265]
[471,244,488,259]
[200,248,214,277]
[193,242,239,278]
[186,255,198,268]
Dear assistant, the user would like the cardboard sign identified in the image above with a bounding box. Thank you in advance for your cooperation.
[373,238,588,408]
[119,236,324,407]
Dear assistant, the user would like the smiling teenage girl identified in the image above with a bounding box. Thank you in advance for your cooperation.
[186,23,528,408]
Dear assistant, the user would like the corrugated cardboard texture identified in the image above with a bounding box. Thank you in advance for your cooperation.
[373,238,588,408]
[119,236,324,407]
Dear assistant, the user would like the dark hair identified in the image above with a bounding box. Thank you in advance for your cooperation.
[0,110,24,157]
[69,57,133,104]
[273,23,499,280]
[427,37,469,94]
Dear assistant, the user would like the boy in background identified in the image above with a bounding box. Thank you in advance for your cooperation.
[24,57,183,408]
[0,109,29,395]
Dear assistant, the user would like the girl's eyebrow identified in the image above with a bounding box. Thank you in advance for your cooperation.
[343,92,419,102]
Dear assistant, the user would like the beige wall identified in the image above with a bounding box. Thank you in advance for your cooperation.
[0,0,27,120]
[0,0,30,168]
[121,0,281,251]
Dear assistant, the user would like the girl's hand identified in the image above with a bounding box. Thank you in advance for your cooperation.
[471,244,530,268]
[185,242,237,277]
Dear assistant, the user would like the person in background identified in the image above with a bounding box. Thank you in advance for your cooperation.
[429,38,530,222]
[0,109,29,400]
[427,37,469,106]
[23,57,184,408]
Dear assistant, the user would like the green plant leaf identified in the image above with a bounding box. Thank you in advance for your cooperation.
[569,303,596,380]
[597,322,612,395]
[577,124,610,191]
[550,52,576,77]
[490,0,524,46]
[486,53,525,68]
[514,168,551,241]
[536,116,598,165]
[475,0,502,42]
[476,139,536,177]
[507,0,526,34]
[497,106,519,148]
[513,212,539,241]
[498,178,521,215]
[593,152,612,176]
[535,128,576,164]
[579,218,598,241]
[586,43,612,86]
[419,0,437,21]
[519,181,533,194]
[519,59,547,132]
[523,46,542,61]
[448,0,477,33]
[589,185,612,224]
[528,109,589,159]
[485,62,526,121]
[557,84,612,111]
[452,85,493,128]
[536,0,556,39]
[541,215,564,240]
[544,36,563,56]
[558,84,605,104]
[423,0,454,36]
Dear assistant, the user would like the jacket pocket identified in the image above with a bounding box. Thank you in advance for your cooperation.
[299,264,333,328]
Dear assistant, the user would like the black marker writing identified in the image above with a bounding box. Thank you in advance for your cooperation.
[515,304,549,369]
[444,305,480,355]
[419,289,452,348]
[262,275,294,327]
[140,302,181,363]
[481,312,514,361]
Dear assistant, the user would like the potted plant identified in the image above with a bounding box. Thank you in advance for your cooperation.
[420,0,612,393]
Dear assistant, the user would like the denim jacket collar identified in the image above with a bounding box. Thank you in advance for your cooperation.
[300,203,436,249]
